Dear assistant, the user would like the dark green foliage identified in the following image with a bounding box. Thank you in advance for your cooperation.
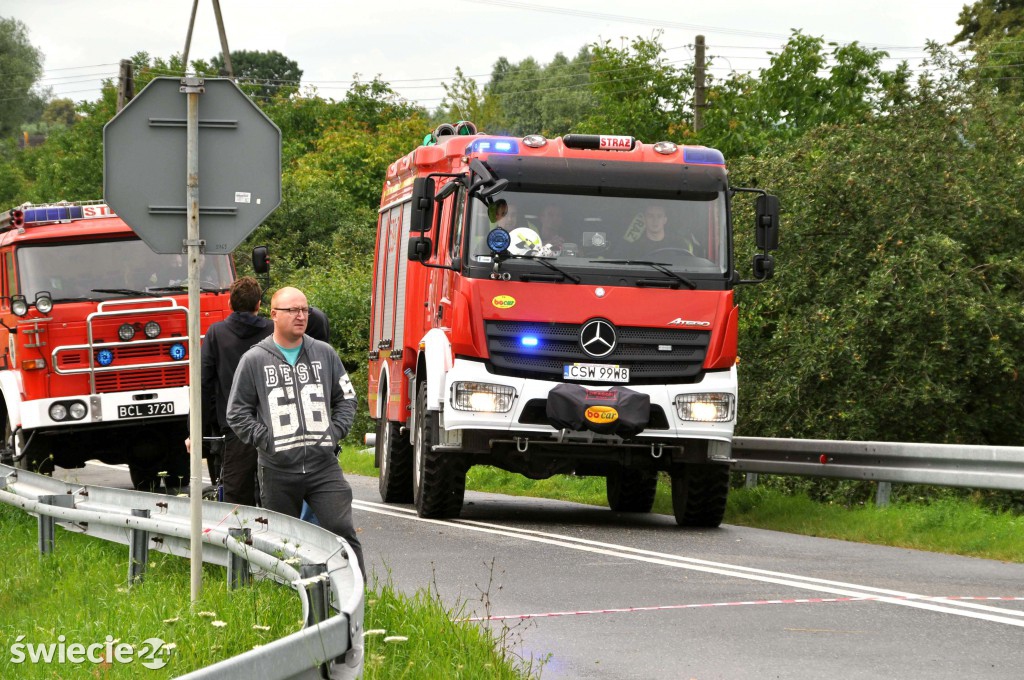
[732,49,1024,453]
[211,49,303,101]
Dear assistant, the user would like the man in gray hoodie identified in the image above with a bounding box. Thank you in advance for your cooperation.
[226,286,364,580]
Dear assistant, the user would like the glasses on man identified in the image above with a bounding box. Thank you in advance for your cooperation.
[273,307,310,317]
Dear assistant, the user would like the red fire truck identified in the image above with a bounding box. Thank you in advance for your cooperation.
[369,124,779,525]
[0,201,238,490]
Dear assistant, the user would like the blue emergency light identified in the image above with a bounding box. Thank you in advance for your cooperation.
[96,349,114,366]
[520,336,539,347]
[683,147,725,166]
[169,343,186,361]
[469,138,520,155]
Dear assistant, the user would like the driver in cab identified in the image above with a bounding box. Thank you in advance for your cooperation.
[621,203,696,260]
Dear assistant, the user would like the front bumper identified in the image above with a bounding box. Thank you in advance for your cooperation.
[20,386,191,432]
[442,358,736,442]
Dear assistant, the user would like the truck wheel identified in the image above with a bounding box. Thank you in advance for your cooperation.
[671,462,730,528]
[606,466,657,513]
[412,382,465,518]
[377,394,414,503]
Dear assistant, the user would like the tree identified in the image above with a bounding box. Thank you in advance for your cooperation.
[579,34,691,142]
[731,44,1024,450]
[699,31,902,157]
[211,49,302,101]
[951,0,1024,48]
[42,98,78,128]
[0,17,46,138]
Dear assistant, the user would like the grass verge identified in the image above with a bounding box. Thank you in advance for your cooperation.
[341,446,1024,563]
[0,502,537,679]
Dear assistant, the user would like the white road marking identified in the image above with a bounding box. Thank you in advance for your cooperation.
[353,499,1024,628]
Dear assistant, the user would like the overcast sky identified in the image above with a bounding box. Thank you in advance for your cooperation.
[8,0,970,110]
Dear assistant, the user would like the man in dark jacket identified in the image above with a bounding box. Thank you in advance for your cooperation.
[226,286,364,580]
[200,276,272,504]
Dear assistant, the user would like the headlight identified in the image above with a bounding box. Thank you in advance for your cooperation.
[35,292,53,314]
[144,321,161,338]
[68,402,87,420]
[452,382,516,413]
[11,295,28,316]
[49,403,68,421]
[118,323,136,341]
[675,393,735,422]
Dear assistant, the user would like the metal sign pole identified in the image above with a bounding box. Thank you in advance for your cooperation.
[183,76,205,603]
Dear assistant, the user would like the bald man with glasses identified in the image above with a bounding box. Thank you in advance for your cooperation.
[227,286,365,580]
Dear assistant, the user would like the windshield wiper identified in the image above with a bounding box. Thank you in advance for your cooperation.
[596,260,697,290]
[148,284,225,293]
[507,254,581,284]
[90,288,160,297]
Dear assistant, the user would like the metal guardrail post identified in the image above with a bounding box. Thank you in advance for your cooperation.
[36,494,73,555]
[129,508,151,584]
[745,473,759,488]
[227,527,252,590]
[300,563,330,679]
[875,481,892,507]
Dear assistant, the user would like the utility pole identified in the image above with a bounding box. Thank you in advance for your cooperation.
[694,35,706,134]
[116,59,135,112]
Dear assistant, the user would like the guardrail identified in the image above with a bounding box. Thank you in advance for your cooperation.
[731,437,1024,496]
[0,463,364,680]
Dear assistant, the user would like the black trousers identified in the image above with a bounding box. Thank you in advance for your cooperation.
[220,429,259,506]
[258,462,366,581]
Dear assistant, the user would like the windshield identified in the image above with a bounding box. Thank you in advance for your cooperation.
[466,190,728,275]
[17,239,235,301]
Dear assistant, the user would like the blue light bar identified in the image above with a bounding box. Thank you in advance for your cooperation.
[24,205,84,224]
[683,147,725,166]
[469,138,520,155]
[521,336,538,347]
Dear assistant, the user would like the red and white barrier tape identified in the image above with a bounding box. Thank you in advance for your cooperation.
[462,596,1024,622]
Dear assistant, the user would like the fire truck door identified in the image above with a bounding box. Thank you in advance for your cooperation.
[431,187,466,330]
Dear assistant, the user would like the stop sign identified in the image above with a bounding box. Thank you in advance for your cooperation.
[103,77,281,254]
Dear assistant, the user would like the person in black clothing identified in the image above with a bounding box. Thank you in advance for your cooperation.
[200,276,273,504]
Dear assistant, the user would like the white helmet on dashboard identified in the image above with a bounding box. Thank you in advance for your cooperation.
[507,227,543,256]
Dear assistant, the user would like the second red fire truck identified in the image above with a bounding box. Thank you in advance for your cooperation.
[0,201,239,490]
[369,124,779,526]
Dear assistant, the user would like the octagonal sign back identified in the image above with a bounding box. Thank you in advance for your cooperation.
[103,77,281,254]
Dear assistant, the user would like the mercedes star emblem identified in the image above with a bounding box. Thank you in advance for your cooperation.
[579,319,617,358]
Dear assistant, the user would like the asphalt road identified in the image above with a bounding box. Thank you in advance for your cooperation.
[54,462,1024,680]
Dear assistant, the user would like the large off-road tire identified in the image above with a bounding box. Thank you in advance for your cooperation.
[412,382,465,519]
[606,465,658,513]
[670,462,730,528]
[377,387,414,503]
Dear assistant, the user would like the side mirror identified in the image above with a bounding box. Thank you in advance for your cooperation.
[753,254,775,280]
[252,245,270,274]
[408,236,432,262]
[755,194,780,251]
[410,177,436,232]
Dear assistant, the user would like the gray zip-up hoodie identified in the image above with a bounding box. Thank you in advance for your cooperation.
[226,334,357,474]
